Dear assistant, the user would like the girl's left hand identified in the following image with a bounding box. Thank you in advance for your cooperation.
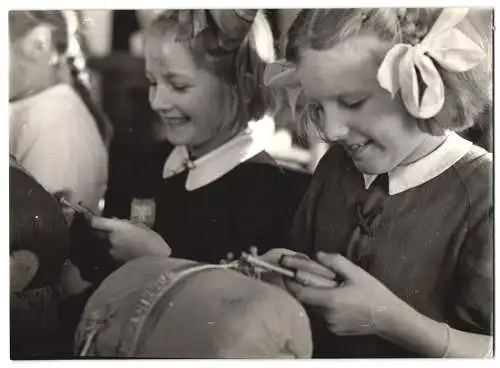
[282,252,409,337]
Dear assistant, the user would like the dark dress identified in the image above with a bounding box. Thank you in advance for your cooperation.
[103,141,311,264]
[289,144,493,358]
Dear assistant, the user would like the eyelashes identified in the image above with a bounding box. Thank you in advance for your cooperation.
[146,81,190,93]
[339,98,367,110]
[304,96,369,123]
[171,85,189,92]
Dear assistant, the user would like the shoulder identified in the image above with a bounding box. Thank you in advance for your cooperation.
[29,84,95,129]
[232,152,284,183]
[227,153,311,209]
[237,152,311,190]
[453,145,492,181]
[452,145,492,205]
[450,144,492,232]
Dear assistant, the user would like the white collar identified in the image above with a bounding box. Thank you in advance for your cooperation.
[162,116,275,191]
[363,132,473,195]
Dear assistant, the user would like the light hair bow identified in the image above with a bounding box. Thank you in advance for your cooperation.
[377,8,486,119]
[263,59,304,119]
[160,10,257,55]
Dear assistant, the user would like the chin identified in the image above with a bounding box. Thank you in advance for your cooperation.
[161,127,196,147]
[166,135,193,147]
[353,160,388,175]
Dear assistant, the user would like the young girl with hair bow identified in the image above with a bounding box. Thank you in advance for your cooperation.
[264,8,492,358]
[94,10,310,266]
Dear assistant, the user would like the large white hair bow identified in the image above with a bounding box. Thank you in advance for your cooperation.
[377,8,486,119]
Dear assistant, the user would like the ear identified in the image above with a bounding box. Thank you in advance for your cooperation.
[10,250,39,292]
[19,24,57,63]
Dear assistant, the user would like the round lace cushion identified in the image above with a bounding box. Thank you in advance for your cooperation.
[77,256,313,358]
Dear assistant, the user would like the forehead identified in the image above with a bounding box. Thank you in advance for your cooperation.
[144,28,198,74]
[296,35,386,99]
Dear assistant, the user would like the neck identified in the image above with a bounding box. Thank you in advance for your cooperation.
[188,125,243,160]
[400,134,448,166]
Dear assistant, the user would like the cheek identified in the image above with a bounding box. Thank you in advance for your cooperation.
[362,94,414,141]
[200,85,231,126]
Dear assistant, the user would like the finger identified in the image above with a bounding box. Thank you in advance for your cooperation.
[281,255,337,280]
[90,216,124,232]
[259,248,309,264]
[316,252,365,283]
[283,278,334,307]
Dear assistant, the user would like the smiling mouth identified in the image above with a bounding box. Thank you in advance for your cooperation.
[161,117,190,126]
[345,140,373,155]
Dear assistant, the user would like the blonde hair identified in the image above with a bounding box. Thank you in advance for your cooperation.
[287,8,492,135]
[146,10,277,131]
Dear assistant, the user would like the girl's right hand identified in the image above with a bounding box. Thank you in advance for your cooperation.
[89,217,172,262]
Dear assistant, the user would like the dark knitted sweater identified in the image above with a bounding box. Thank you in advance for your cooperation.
[290,144,493,358]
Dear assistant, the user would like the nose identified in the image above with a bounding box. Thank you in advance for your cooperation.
[322,103,350,141]
[149,84,175,112]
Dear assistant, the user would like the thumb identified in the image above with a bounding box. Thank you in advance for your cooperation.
[316,252,365,283]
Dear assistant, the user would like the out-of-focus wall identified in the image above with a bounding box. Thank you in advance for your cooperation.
[80,10,113,57]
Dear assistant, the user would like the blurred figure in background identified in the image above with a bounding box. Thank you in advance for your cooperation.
[10,155,71,358]
[9,10,110,214]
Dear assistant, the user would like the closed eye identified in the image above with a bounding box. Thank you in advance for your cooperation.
[338,96,368,110]
[171,84,190,92]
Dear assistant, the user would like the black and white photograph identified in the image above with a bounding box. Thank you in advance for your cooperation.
[6,3,494,361]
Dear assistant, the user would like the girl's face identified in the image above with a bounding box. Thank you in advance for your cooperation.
[145,27,235,157]
[297,35,434,175]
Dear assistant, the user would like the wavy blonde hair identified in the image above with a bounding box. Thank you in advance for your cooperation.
[147,10,277,131]
[287,8,492,136]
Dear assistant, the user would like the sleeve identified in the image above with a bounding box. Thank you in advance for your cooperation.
[452,159,493,335]
[288,146,335,256]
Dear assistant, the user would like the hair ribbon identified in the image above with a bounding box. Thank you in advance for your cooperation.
[263,58,304,119]
[377,8,486,119]
[160,10,257,55]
